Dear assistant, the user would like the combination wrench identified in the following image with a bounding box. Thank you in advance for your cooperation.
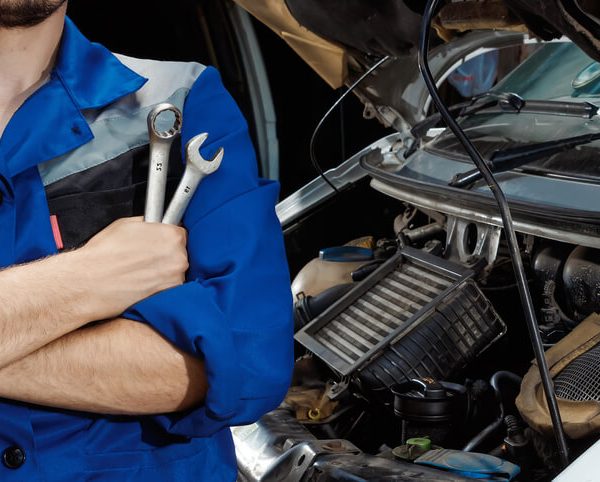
[162,133,224,225]
[144,103,183,222]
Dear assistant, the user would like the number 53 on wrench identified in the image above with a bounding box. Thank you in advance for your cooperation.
[144,103,183,223]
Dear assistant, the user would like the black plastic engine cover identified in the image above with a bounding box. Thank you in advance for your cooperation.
[295,248,506,391]
[360,281,505,391]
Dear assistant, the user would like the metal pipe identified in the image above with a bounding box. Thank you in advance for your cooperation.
[403,222,445,243]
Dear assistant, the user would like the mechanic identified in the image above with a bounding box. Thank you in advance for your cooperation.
[0,1,293,481]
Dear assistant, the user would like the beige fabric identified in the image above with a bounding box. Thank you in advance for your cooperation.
[232,0,347,89]
[516,314,600,439]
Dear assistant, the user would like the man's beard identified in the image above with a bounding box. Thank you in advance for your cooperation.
[0,0,67,28]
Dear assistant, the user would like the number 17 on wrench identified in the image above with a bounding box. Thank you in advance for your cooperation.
[161,133,224,225]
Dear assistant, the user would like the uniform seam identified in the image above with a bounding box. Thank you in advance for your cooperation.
[85,87,191,124]
[42,139,150,186]
[41,87,192,187]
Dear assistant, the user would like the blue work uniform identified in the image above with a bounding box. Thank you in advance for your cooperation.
[0,18,293,481]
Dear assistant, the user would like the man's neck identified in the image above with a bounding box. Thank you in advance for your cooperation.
[0,5,67,137]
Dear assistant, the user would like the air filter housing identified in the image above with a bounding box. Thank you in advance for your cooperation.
[295,248,506,390]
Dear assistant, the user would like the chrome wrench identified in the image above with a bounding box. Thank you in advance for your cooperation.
[162,133,224,225]
[144,103,183,222]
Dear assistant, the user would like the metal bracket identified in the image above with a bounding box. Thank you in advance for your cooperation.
[446,216,502,266]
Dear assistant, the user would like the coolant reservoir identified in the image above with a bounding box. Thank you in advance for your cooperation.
[291,244,373,298]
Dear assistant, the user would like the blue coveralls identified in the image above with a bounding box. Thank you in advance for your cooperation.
[0,18,293,481]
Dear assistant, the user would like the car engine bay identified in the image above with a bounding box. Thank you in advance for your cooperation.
[234,166,600,480]
[229,1,600,480]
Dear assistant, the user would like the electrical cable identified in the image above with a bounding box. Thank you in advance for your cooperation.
[418,0,569,467]
[310,55,391,193]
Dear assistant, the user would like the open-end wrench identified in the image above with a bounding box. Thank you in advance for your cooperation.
[144,103,183,222]
[162,133,224,225]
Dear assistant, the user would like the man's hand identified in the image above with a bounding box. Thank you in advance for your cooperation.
[0,217,189,369]
[76,217,189,320]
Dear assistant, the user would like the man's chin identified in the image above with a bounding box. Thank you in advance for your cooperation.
[0,0,67,29]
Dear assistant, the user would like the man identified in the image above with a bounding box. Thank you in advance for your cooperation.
[0,1,293,480]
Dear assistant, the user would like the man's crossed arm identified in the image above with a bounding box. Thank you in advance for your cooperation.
[0,217,207,415]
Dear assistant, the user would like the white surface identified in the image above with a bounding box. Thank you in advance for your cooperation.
[554,438,600,482]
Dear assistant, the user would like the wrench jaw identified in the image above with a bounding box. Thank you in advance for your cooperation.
[185,134,225,176]
[185,132,209,152]
[202,148,225,176]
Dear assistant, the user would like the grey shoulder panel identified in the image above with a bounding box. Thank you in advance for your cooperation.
[39,55,207,187]
[111,54,207,114]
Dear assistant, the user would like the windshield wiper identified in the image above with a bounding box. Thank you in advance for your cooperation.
[449,131,600,188]
[405,92,599,158]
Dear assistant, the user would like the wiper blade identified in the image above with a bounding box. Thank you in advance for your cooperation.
[449,131,600,188]
[406,92,598,158]
[410,92,515,142]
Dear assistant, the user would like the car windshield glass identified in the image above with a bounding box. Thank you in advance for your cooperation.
[494,42,600,99]
[426,42,600,180]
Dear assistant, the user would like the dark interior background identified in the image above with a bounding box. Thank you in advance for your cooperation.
[67,0,390,199]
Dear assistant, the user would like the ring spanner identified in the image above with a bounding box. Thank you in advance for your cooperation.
[162,133,224,225]
[144,103,183,222]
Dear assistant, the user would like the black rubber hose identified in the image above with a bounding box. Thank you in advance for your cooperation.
[463,418,504,453]
[463,371,522,452]
[418,0,569,467]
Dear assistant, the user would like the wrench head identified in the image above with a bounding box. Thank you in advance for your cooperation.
[186,133,224,175]
[148,103,182,140]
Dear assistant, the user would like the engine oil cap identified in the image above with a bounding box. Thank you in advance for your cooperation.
[391,378,466,423]
[393,438,435,461]
[406,438,432,451]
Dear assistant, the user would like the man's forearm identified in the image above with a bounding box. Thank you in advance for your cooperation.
[0,217,189,371]
[0,318,207,415]
[0,251,98,369]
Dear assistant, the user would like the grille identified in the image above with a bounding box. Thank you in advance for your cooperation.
[295,248,506,381]
[554,343,600,401]
[315,264,455,367]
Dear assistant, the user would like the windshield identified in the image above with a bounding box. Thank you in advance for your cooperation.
[495,42,600,99]
[427,42,600,180]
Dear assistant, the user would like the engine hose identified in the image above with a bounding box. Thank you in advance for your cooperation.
[294,283,354,332]
[418,0,569,467]
[463,371,522,452]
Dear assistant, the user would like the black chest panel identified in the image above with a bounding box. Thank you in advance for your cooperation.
[45,142,184,249]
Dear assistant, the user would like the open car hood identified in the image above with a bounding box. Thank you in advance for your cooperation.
[233,0,600,129]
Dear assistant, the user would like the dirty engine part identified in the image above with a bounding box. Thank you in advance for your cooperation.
[295,248,506,390]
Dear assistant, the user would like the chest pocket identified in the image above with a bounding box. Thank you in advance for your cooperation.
[44,143,184,249]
